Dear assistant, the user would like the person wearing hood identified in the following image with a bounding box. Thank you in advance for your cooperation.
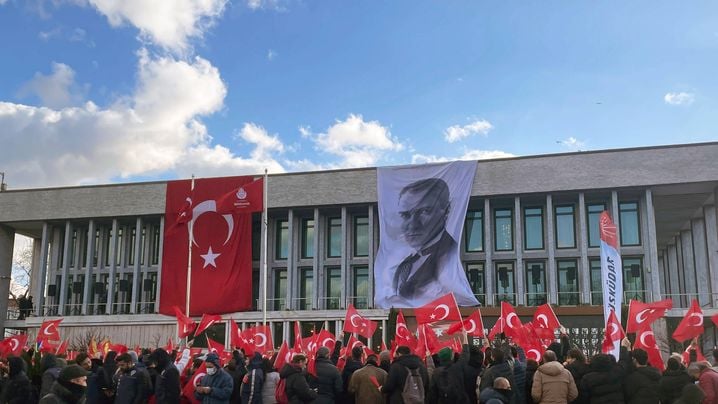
[113,353,151,404]
[39,364,90,404]
[382,345,429,404]
[340,346,364,404]
[660,357,694,404]
[279,354,317,404]
[240,352,264,404]
[479,347,516,402]
[195,352,233,404]
[531,350,578,404]
[624,348,661,404]
[308,346,342,404]
[479,377,512,404]
[96,351,117,404]
[41,353,64,398]
[260,358,279,404]
[428,347,470,404]
[454,344,483,404]
[348,354,387,404]
[579,353,626,404]
[149,348,180,404]
[674,383,706,404]
[0,356,37,404]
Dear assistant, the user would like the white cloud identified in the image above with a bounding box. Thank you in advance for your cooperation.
[38,27,62,41]
[664,92,695,106]
[298,125,311,138]
[313,114,403,167]
[85,0,227,53]
[444,119,493,143]
[17,62,86,109]
[246,0,286,10]
[557,136,585,151]
[411,149,514,164]
[267,49,277,61]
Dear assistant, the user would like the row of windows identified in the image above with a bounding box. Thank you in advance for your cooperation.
[275,216,370,261]
[270,266,369,310]
[464,201,641,253]
[464,256,645,306]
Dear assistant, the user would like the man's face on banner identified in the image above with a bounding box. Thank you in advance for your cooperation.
[398,189,448,249]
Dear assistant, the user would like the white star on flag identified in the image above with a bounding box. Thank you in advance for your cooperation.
[200,246,221,269]
[433,327,444,337]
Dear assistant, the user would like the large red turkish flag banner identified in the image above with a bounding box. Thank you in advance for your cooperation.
[159,176,262,316]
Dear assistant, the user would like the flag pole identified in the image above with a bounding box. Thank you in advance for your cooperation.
[262,169,268,327]
[185,175,195,342]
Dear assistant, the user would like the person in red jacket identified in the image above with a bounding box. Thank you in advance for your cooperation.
[688,361,718,404]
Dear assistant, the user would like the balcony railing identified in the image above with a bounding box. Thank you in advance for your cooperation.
[318,297,341,310]
[525,292,548,307]
[493,293,517,306]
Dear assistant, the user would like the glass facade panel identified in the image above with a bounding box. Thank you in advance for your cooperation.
[464,210,483,252]
[523,207,544,250]
[353,266,369,309]
[465,263,485,305]
[252,269,259,310]
[327,217,342,258]
[128,228,136,265]
[354,216,369,257]
[252,221,261,261]
[494,209,513,251]
[623,257,644,301]
[495,262,515,305]
[273,269,287,310]
[525,261,547,306]
[300,267,313,310]
[557,260,579,305]
[619,202,641,246]
[555,205,576,249]
[589,258,602,305]
[301,218,315,259]
[326,267,341,309]
[587,203,605,248]
[275,220,289,260]
[151,225,161,265]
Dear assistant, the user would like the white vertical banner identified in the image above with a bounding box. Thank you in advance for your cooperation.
[599,211,623,358]
[374,161,479,309]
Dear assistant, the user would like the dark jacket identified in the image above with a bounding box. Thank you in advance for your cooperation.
[454,347,483,404]
[479,387,511,404]
[624,365,661,404]
[341,358,364,404]
[1,356,38,404]
[39,380,87,404]
[579,355,625,404]
[96,353,118,404]
[41,367,63,398]
[195,367,234,404]
[240,353,265,404]
[383,354,430,404]
[279,364,317,404]
[660,368,694,404]
[154,364,181,404]
[309,357,342,404]
[428,362,470,404]
[480,360,516,401]
[512,358,527,404]
[114,366,152,404]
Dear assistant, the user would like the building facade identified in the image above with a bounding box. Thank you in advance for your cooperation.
[1,142,718,353]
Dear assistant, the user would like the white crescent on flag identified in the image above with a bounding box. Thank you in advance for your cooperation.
[349,314,362,327]
[321,338,334,348]
[639,330,655,348]
[506,312,519,328]
[536,314,549,328]
[190,200,234,247]
[688,313,703,326]
[527,349,541,362]
[192,372,206,387]
[636,309,652,324]
[465,320,477,334]
[254,333,267,347]
[609,323,620,337]
[433,304,450,321]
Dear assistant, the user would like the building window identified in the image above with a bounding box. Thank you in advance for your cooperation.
[299,267,313,310]
[69,229,77,267]
[325,267,341,310]
[151,225,161,265]
[465,263,485,305]
[557,260,579,305]
[128,227,136,266]
[252,221,260,261]
[354,216,369,257]
[93,228,100,267]
[464,210,484,252]
[523,207,544,250]
[619,202,641,246]
[589,258,602,305]
[555,205,576,249]
[352,266,369,309]
[525,261,547,306]
[495,262,515,305]
[327,217,342,258]
[587,203,606,248]
[115,228,123,266]
[494,209,513,251]
[139,227,146,266]
[301,218,315,259]
[275,220,289,260]
[273,269,287,310]
[252,269,259,310]
[138,271,157,313]
[623,257,644,301]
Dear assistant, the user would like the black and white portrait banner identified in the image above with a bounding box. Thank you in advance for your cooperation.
[374,161,479,309]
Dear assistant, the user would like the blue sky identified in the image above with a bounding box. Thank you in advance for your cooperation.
[0,0,716,189]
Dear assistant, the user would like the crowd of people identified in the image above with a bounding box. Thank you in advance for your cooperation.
[1,331,718,404]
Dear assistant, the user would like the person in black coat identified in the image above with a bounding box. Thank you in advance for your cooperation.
[41,353,63,398]
[96,351,117,404]
[309,347,342,404]
[1,356,37,404]
[660,357,694,404]
[624,349,661,404]
[455,345,483,404]
[564,348,589,404]
[524,359,539,404]
[240,352,264,404]
[149,348,180,404]
[279,355,317,404]
[113,353,151,404]
[479,348,516,401]
[382,346,430,404]
[579,353,626,404]
[340,347,364,404]
[428,347,470,404]
[39,364,91,404]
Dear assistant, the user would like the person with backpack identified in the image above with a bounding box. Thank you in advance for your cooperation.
[240,352,265,404]
[277,354,317,404]
[382,345,429,404]
[348,354,387,404]
[428,347,470,404]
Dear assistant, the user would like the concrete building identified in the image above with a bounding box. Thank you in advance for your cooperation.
[1,142,718,354]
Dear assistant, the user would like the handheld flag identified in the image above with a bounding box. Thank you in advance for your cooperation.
[415,293,461,324]
[672,299,704,343]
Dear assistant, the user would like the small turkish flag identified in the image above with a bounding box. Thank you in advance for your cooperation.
[56,339,69,356]
[315,329,336,352]
[229,319,243,349]
[626,299,672,334]
[394,310,418,351]
[0,334,28,357]
[415,293,461,324]
[500,301,522,338]
[524,339,545,363]
[422,324,453,355]
[206,336,225,354]
[37,318,63,343]
[672,299,703,343]
[195,314,222,337]
[242,325,273,355]
[532,304,561,331]
[109,344,128,354]
[182,362,206,404]
[293,321,303,353]
[634,327,665,371]
[343,304,378,339]
[447,309,484,337]
[173,306,196,338]
[274,341,292,371]
[602,309,625,355]
[164,337,175,353]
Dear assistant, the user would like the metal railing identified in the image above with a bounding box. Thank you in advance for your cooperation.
[318,297,341,310]
[267,298,287,311]
[557,291,580,306]
[346,296,368,309]
[112,302,132,315]
[525,293,548,307]
[493,293,517,306]
[293,297,314,310]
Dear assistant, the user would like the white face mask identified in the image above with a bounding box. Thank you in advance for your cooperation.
[207,367,217,375]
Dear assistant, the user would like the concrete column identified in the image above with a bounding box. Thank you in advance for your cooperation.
[514,197,524,305]
[155,217,165,311]
[130,218,142,314]
[35,223,50,316]
[692,218,711,306]
[58,222,72,316]
[644,189,662,301]
[705,203,718,307]
[367,205,375,308]
[286,210,295,310]
[82,220,95,315]
[483,199,493,305]
[578,193,590,304]
[657,254,666,296]
[30,237,42,300]
[106,219,118,315]
[0,225,15,335]
[666,243,681,305]
[681,230,697,300]
[313,208,321,310]
[340,207,348,310]
[676,236,687,307]
[546,195,557,305]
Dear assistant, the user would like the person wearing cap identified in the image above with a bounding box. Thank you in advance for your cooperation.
[194,352,233,404]
[149,348,181,404]
[39,364,90,404]
[113,352,152,404]
[308,346,342,404]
